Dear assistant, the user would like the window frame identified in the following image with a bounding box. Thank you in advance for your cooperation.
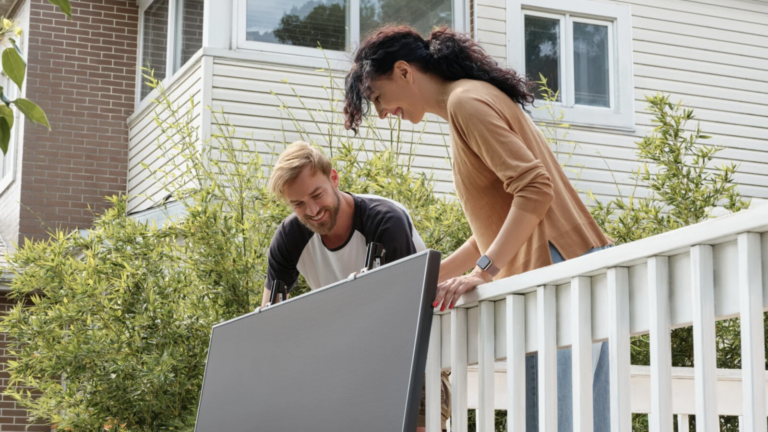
[509,0,634,131]
[137,0,205,106]
[0,71,20,195]
[234,0,468,63]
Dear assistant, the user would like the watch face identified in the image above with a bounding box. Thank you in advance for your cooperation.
[477,255,491,270]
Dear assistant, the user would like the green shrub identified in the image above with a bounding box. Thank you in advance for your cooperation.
[590,93,749,244]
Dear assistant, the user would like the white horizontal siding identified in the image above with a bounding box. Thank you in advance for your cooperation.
[476,0,507,64]
[480,0,768,204]
[209,58,457,193]
[127,59,204,213]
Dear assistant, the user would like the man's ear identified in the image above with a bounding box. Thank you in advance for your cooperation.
[393,60,413,84]
[329,169,340,189]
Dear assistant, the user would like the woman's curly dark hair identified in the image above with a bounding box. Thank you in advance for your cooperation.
[343,26,534,133]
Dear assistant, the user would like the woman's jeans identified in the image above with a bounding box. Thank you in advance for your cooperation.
[524,243,613,432]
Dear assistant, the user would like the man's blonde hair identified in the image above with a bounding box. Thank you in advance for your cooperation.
[269,141,333,199]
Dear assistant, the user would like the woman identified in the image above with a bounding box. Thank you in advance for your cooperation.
[344,25,615,432]
[344,26,613,310]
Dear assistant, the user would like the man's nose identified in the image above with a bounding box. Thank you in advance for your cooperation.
[306,201,320,215]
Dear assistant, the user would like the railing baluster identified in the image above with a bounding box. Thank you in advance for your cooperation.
[691,245,718,432]
[571,276,593,432]
[506,294,526,432]
[426,316,443,432]
[608,267,631,432]
[738,233,766,432]
[537,285,557,432]
[478,301,495,432]
[678,414,690,431]
[451,308,469,432]
[648,256,672,432]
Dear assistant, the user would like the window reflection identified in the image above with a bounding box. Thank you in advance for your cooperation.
[573,22,609,107]
[524,15,560,102]
[141,0,169,99]
[246,0,349,51]
[360,0,452,39]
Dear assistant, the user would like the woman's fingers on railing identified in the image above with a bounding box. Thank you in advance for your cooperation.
[434,272,487,311]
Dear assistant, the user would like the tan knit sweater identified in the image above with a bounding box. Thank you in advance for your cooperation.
[446,79,613,279]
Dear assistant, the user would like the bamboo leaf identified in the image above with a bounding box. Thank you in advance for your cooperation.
[13,98,50,130]
[47,0,72,17]
[0,106,13,155]
[2,47,26,90]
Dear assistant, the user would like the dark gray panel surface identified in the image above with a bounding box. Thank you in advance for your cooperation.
[195,250,440,432]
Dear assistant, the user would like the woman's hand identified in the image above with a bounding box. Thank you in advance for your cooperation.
[433,267,493,311]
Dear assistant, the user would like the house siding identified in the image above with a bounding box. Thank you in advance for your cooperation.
[126,0,768,213]
[127,56,204,212]
[209,57,456,188]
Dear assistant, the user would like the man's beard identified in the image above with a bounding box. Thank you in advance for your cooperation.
[298,191,341,235]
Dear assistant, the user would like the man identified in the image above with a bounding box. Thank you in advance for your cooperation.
[263,141,450,431]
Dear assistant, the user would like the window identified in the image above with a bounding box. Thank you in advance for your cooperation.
[237,0,465,59]
[0,72,18,193]
[509,0,633,130]
[137,0,204,102]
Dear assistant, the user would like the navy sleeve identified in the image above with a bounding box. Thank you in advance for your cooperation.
[266,222,301,292]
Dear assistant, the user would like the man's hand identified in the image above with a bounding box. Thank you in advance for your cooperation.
[433,267,492,311]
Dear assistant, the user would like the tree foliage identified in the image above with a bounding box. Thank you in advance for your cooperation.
[0,0,71,155]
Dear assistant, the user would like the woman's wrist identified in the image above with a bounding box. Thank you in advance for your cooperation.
[471,266,494,284]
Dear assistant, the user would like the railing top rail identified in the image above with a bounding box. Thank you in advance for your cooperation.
[452,204,768,309]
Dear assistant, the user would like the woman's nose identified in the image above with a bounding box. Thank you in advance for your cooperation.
[374,103,387,119]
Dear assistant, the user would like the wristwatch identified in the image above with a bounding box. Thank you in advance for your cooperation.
[476,255,500,278]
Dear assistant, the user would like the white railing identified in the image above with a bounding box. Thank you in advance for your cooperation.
[425,203,768,432]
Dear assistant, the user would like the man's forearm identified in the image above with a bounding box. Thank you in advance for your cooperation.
[261,287,271,307]
[438,237,481,283]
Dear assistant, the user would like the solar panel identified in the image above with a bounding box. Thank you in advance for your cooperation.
[195,250,441,432]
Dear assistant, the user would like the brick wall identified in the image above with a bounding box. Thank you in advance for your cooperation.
[0,295,49,432]
[18,0,139,246]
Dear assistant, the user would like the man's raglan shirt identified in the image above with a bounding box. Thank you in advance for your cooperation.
[266,193,427,291]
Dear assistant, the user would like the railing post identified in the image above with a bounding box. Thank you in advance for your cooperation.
[691,244,718,432]
[571,276,593,432]
[738,233,766,432]
[506,294,526,432]
[648,256,672,432]
[451,308,468,432]
[537,285,557,432]
[478,301,496,432]
[426,315,443,432]
[608,267,631,432]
